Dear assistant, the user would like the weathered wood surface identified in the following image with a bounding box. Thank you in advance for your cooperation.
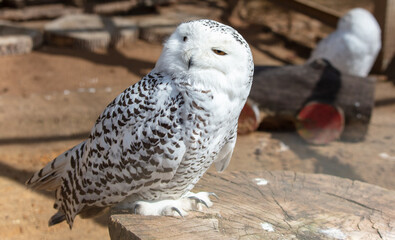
[138,14,200,44]
[0,20,43,56]
[250,59,375,141]
[138,16,180,44]
[374,0,395,72]
[44,14,139,50]
[88,0,139,15]
[267,0,341,28]
[73,0,175,14]
[0,4,82,21]
[109,171,395,240]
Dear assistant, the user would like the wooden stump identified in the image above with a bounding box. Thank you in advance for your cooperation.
[250,59,375,141]
[0,20,43,56]
[109,171,395,239]
[44,14,139,51]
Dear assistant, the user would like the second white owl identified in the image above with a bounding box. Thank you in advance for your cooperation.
[308,8,381,77]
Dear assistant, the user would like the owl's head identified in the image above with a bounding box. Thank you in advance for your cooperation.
[155,19,253,99]
[337,8,381,41]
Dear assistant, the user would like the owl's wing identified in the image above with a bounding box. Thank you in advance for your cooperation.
[27,72,188,228]
[214,131,237,172]
[309,32,345,62]
[82,73,186,203]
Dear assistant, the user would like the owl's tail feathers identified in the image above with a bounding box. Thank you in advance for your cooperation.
[48,211,66,227]
[25,149,71,191]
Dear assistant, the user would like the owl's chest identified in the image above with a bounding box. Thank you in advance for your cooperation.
[178,99,237,173]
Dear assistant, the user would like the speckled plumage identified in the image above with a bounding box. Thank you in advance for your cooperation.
[308,8,381,77]
[26,19,254,228]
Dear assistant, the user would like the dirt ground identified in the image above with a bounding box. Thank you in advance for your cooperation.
[1,2,395,240]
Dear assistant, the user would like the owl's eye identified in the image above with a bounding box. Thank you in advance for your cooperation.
[212,49,227,55]
[183,36,188,42]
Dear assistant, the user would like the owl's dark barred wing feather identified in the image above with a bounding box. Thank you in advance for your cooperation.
[27,73,187,228]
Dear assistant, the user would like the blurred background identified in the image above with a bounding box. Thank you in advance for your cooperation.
[0,0,394,239]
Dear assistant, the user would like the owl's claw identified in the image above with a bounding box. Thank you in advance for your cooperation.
[209,192,219,200]
[121,191,217,217]
[188,196,209,208]
[133,203,140,214]
[171,207,184,218]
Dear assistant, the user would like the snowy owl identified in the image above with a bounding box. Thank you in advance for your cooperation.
[26,19,254,228]
[308,8,381,77]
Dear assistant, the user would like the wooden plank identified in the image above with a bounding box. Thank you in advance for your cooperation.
[266,0,341,28]
[374,0,395,72]
[109,171,395,239]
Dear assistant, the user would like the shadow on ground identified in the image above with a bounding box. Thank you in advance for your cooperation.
[0,160,109,227]
[271,132,364,182]
[38,46,155,77]
[0,132,90,146]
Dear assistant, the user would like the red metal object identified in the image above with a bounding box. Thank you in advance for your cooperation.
[296,102,344,144]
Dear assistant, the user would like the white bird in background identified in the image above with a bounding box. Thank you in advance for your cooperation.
[308,8,381,77]
[26,19,254,228]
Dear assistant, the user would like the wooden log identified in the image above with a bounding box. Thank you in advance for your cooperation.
[266,0,341,28]
[138,17,180,44]
[91,0,139,15]
[44,14,139,51]
[137,14,200,44]
[3,0,27,8]
[0,4,82,21]
[237,99,261,135]
[108,171,395,239]
[2,0,58,8]
[0,20,43,56]
[249,59,375,141]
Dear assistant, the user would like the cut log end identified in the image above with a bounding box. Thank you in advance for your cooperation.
[0,21,43,56]
[44,14,139,51]
[296,102,344,144]
[237,100,261,135]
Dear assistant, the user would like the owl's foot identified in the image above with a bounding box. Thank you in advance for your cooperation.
[132,192,217,217]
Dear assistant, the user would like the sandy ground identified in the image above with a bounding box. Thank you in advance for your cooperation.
[0,2,395,240]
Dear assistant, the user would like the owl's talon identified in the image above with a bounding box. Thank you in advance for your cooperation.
[209,192,219,200]
[188,196,209,208]
[200,199,209,208]
[171,207,184,217]
[119,192,216,217]
[133,203,141,214]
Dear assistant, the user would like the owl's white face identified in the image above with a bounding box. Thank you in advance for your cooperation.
[155,20,253,99]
